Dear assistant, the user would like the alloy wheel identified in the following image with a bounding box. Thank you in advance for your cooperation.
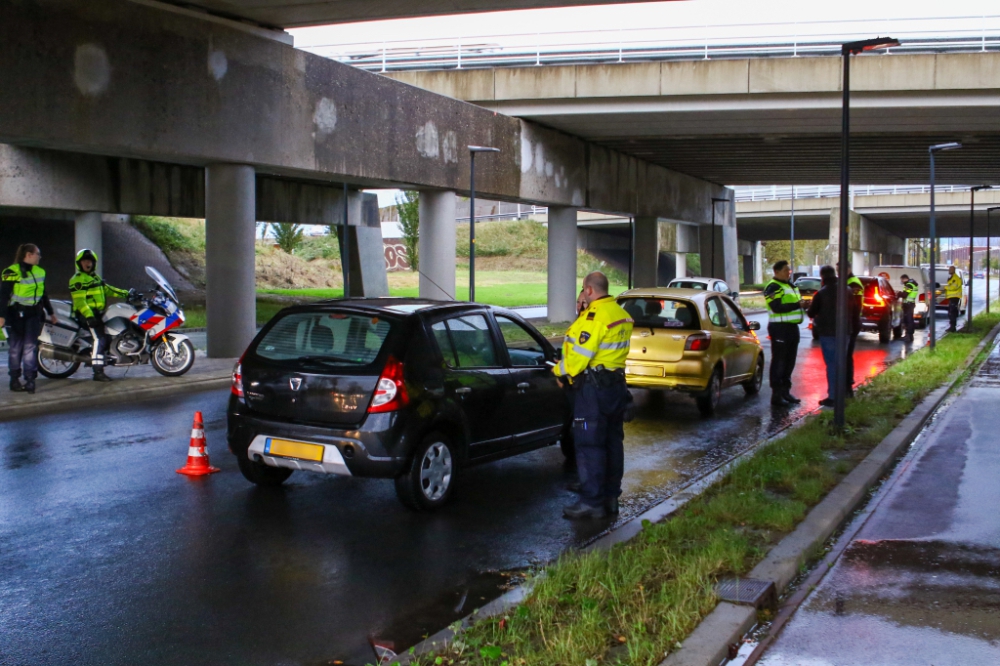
[419,442,453,501]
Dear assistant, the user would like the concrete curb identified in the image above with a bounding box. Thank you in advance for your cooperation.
[660,321,1000,666]
[0,375,231,422]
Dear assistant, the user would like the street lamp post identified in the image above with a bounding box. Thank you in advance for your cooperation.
[928,142,962,350]
[710,197,729,279]
[969,186,994,329]
[467,145,500,302]
[988,207,1000,315]
[834,36,900,429]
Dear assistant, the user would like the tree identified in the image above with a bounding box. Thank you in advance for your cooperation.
[270,222,304,254]
[396,190,420,270]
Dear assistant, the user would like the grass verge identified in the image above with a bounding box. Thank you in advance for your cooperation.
[405,309,1000,666]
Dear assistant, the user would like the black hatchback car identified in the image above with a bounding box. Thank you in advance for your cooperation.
[859,276,903,343]
[227,299,573,510]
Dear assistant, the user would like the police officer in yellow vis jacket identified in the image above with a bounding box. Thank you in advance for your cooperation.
[899,274,918,341]
[0,244,58,393]
[554,272,633,520]
[945,266,963,332]
[69,249,130,382]
[764,260,805,406]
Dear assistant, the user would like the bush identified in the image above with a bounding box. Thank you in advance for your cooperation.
[397,191,420,270]
[271,223,304,254]
[130,216,201,253]
[296,234,341,261]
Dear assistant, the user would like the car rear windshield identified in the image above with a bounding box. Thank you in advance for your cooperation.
[619,297,701,329]
[670,281,708,290]
[797,278,821,291]
[254,311,395,368]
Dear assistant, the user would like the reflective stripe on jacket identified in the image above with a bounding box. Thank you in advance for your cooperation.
[69,271,128,319]
[764,279,804,324]
[2,263,45,308]
[945,273,963,299]
[555,296,634,379]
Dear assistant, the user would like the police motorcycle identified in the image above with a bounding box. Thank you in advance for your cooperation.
[36,266,195,378]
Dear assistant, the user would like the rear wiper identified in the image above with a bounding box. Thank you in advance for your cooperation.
[297,355,366,366]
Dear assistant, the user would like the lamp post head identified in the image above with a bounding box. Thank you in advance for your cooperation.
[929,142,962,153]
[468,146,500,154]
[842,37,900,55]
[711,197,729,204]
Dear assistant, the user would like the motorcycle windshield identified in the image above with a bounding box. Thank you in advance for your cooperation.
[145,266,179,303]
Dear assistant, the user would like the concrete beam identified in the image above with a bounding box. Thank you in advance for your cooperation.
[0,1,726,223]
[342,191,389,297]
[633,216,659,288]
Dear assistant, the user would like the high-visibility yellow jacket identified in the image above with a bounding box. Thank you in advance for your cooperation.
[554,295,633,379]
[763,278,804,324]
[2,263,46,309]
[69,271,129,319]
[945,272,963,299]
[902,280,919,304]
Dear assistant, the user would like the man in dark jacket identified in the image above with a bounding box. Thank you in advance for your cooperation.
[807,265,839,407]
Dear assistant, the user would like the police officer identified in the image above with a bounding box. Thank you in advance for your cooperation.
[0,244,58,394]
[69,249,130,382]
[764,260,805,406]
[554,271,633,520]
[844,265,864,397]
[945,266,963,332]
[899,274,918,341]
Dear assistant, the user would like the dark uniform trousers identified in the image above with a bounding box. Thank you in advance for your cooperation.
[7,309,42,380]
[767,322,800,394]
[572,373,629,507]
[948,298,960,330]
[902,303,916,338]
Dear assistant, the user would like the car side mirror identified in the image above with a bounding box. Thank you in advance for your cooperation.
[730,291,739,299]
[749,321,761,331]
[553,348,562,360]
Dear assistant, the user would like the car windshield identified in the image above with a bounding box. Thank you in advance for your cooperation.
[254,311,395,368]
[619,297,701,329]
[669,281,708,290]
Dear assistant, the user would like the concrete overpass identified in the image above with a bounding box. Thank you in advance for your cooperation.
[0,0,734,356]
[386,52,1000,185]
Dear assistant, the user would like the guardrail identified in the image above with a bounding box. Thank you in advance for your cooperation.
[734,185,972,202]
[300,14,1000,72]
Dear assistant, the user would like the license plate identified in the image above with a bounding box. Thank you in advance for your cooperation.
[626,364,664,377]
[265,438,325,462]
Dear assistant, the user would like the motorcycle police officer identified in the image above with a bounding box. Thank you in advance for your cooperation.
[764,260,805,406]
[0,244,58,393]
[899,274,918,341]
[554,272,633,520]
[69,249,130,382]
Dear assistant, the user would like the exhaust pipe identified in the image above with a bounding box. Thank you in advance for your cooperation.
[39,344,90,365]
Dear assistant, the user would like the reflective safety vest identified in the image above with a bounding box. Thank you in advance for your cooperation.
[847,275,863,293]
[554,295,633,379]
[2,263,46,309]
[69,271,129,319]
[764,279,804,324]
[945,273,963,299]
[902,280,919,304]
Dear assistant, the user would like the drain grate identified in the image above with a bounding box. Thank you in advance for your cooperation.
[715,578,776,609]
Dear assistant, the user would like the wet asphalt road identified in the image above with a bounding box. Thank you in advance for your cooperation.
[757,335,1000,665]
[0,284,995,666]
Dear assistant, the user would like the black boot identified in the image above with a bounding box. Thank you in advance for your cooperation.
[563,501,607,520]
[93,368,112,382]
[783,392,802,404]
[9,377,25,392]
[24,380,35,394]
[606,497,620,515]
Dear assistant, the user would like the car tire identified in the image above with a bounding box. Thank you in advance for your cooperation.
[395,434,456,512]
[742,356,764,395]
[878,316,891,344]
[696,367,723,417]
[237,449,293,487]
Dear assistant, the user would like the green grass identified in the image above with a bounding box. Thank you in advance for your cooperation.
[406,308,1000,666]
[182,299,287,329]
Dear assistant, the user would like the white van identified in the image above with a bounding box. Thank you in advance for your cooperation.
[873,265,931,329]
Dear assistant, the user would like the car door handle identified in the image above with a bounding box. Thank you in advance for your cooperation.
[516,382,531,392]
[455,387,472,395]
[424,385,445,398]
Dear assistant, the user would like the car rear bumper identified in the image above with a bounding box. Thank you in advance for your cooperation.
[227,399,409,478]
[625,359,710,392]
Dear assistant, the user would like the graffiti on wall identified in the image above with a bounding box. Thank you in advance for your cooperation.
[384,242,410,271]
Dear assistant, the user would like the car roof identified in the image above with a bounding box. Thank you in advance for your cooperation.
[285,297,490,317]
[618,287,715,302]
[668,277,719,284]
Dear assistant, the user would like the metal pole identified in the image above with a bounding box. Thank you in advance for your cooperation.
[790,186,796,273]
[342,181,350,298]
[834,50,851,428]
[711,202,716,278]
[989,207,998,315]
[929,151,937,350]
[969,189,976,329]
[628,216,634,289]
[469,151,476,302]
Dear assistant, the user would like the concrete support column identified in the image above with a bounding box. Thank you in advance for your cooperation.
[633,216,660,288]
[546,206,578,323]
[205,164,256,358]
[341,191,389,297]
[699,199,739,289]
[74,212,103,274]
[753,241,764,284]
[673,253,687,279]
[418,190,456,300]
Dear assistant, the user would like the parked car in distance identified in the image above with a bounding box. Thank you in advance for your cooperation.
[873,265,930,329]
[618,288,764,416]
[859,276,903,343]
[794,276,822,307]
[666,277,739,301]
[227,299,572,511]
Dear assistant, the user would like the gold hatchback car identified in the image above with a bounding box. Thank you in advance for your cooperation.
[617,288,765,416]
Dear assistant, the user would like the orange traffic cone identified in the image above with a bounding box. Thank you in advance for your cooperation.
[176,411,220,476]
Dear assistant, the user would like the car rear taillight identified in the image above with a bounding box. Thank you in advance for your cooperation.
[685,333,711,351]
[919,293,927,302]
[865,291,885,307]
[368,355,409,413]
[231,352,245,397]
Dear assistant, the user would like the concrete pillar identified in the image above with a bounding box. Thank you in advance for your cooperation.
[341,191,389,297]
[205,164,256,359]
[673,252,687,279]
[699,204,739,289]
[753,241,764,284]
[418,190,456,300]
[633,216,660,288]
[74,211,102,274]
[547,206,578,323]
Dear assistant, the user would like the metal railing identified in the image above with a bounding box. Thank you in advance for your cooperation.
[734,184,972,203]
[300,15,1000,72]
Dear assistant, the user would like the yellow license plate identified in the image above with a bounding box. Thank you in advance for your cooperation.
[627,365,664,377]
[265,438,325,462]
